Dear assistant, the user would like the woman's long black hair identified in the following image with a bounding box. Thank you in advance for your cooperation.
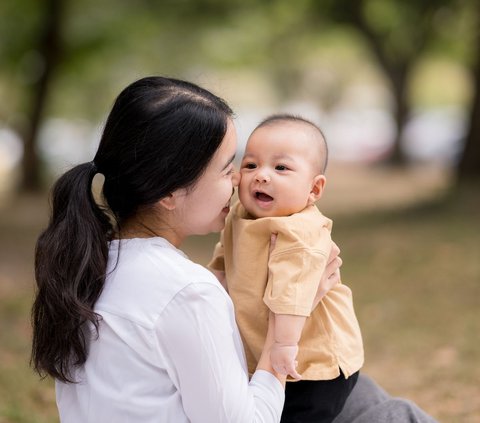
[31,76,233,383]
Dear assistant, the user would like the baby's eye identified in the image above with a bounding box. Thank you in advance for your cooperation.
[243,163,257,169]
[275,165,288,171]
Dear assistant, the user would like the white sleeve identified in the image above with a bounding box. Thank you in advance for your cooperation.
[155,282,284,423]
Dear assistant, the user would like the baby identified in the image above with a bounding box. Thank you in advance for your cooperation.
[209,114,364,422]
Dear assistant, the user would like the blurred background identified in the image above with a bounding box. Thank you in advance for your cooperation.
[0,0,479,422]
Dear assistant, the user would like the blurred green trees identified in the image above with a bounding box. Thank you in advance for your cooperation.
[309,0,465,165]
[0,0,479,192]
[312,0,480,179]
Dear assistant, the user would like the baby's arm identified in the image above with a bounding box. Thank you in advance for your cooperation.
[270,313,306,380]
[268,240,342,380]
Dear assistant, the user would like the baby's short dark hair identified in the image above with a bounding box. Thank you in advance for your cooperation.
[254,113,328,173]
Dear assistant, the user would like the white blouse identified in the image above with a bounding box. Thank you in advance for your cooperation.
[55,237,284,422]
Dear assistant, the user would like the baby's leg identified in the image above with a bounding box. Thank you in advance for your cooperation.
[281,371,358,423]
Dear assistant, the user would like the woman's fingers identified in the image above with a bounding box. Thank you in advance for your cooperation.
[325,255,342,278]
[312,242,343,309]
[268,233,278,257]
[328,268,341,284]
[329,241,340,261]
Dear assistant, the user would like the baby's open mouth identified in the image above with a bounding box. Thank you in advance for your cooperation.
[255,192,273,202]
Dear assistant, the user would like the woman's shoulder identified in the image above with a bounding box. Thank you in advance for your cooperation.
[109,236,213,275]
[98,237,225,327]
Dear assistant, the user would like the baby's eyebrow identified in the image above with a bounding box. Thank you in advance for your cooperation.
[241,153,256,161]
[272,154,294,161]
[222,154,236,171]
[241,153,294,162]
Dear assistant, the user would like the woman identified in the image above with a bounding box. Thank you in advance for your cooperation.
[32,76,290,421]
[31,76,437,423]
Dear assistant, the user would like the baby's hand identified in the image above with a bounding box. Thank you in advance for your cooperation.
[270,342,302,380]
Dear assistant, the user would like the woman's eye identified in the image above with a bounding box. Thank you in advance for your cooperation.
[275,165,288,171]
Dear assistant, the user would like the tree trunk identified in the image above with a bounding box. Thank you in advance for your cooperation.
[387,68,409,166]
[20,0,64,192]
[343,3,411,167]
[456,3,480,184]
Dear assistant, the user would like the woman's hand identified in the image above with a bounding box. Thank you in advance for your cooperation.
[312,241,342,309]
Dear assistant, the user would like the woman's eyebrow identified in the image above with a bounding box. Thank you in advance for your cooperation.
[222,154,236,171]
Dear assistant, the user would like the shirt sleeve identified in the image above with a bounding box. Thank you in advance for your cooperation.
[155,282,284,423]
[263,226,332,316]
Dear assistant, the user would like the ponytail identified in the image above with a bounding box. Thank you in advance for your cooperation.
[31,162,113,383]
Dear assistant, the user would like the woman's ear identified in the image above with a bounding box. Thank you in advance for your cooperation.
[308,175,327,205]
[158,192,177,211]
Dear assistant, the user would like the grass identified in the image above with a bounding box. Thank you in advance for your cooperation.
[332,189,480,422]
[0,165,478,422]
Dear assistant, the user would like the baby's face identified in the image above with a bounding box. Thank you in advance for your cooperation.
[239,121,325,218]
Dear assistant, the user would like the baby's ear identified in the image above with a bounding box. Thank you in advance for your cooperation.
[308,175,326,205]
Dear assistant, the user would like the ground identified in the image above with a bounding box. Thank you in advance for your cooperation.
[0,163,478,423]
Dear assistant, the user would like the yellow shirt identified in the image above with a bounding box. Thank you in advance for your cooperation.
[209,202,364,380]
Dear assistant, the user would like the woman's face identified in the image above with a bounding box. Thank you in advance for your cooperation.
[173,119,239,240]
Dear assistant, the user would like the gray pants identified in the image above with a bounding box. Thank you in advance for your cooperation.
[333,375,438,423]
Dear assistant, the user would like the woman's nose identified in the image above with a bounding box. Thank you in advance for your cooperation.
[232,170,241,187]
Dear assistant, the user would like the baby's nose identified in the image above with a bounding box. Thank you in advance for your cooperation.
[255,172,270,183]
